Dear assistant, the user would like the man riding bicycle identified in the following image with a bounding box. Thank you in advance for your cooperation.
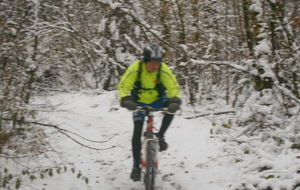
[118,44,181,182]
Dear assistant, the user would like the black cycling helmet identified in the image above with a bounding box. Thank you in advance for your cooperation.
[143,44,163,63]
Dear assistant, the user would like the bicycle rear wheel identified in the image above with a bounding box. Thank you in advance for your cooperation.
[144,140,157,190]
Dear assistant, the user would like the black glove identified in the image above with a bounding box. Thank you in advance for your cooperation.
[168,103,180,113]
[121,96,138,110]
[167,97,181,113]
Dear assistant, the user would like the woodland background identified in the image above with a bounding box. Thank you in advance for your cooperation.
[0,0,299,189]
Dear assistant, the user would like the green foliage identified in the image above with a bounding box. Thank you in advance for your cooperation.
[264,175,275,179]
[15,178,21,189]
[277,138,284,146]
[222,123,230,129]
[222,120,232,129]
[210,120,233,136]
[291,144,300,149]
[0,166,89,189]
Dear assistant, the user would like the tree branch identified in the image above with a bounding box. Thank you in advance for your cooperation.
[0,117,117,151]
[185,110,235,119]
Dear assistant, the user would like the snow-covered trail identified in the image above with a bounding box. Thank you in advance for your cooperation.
[26,90,237,190]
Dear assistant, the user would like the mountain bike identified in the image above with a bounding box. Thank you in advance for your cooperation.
[136,106,170,190]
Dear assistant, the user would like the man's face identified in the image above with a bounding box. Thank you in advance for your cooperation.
[146,61,160,73]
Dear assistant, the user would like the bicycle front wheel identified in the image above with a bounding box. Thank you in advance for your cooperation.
[144,140,157,190]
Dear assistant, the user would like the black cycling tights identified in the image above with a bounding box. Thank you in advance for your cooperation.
[131,114,174,168]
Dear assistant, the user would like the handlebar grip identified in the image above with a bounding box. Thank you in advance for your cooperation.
[133,106,174,115]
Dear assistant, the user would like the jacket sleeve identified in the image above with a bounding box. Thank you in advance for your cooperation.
[160,63,181,98]
[117,61,140,99]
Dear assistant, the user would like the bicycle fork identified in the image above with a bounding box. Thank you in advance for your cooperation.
[141,139,159,169]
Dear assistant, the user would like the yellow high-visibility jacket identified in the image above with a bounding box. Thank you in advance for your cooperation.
[118,60,181,104]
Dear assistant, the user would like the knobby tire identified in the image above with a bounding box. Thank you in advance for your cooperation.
[145,141,156,190]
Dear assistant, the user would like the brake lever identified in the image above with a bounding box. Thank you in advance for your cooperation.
[135,106,144,113]
[161,107,170,114]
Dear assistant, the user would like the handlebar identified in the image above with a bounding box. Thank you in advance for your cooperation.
[134,106,173,115]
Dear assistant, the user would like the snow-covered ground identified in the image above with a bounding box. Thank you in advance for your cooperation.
[17,90,299,190]
[18,90,239,190]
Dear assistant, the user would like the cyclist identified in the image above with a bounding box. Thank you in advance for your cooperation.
[118,44,181,181]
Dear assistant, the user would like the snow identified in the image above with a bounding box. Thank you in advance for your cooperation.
[109,3,122,10]
[249,1,263,14]
[98,18,108,33]
[109,20,119,40]
[254,40,271,57]
[6,90,299,190]
[16,90,227,189]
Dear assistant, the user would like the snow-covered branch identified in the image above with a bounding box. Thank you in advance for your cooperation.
[0,117,117,151]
